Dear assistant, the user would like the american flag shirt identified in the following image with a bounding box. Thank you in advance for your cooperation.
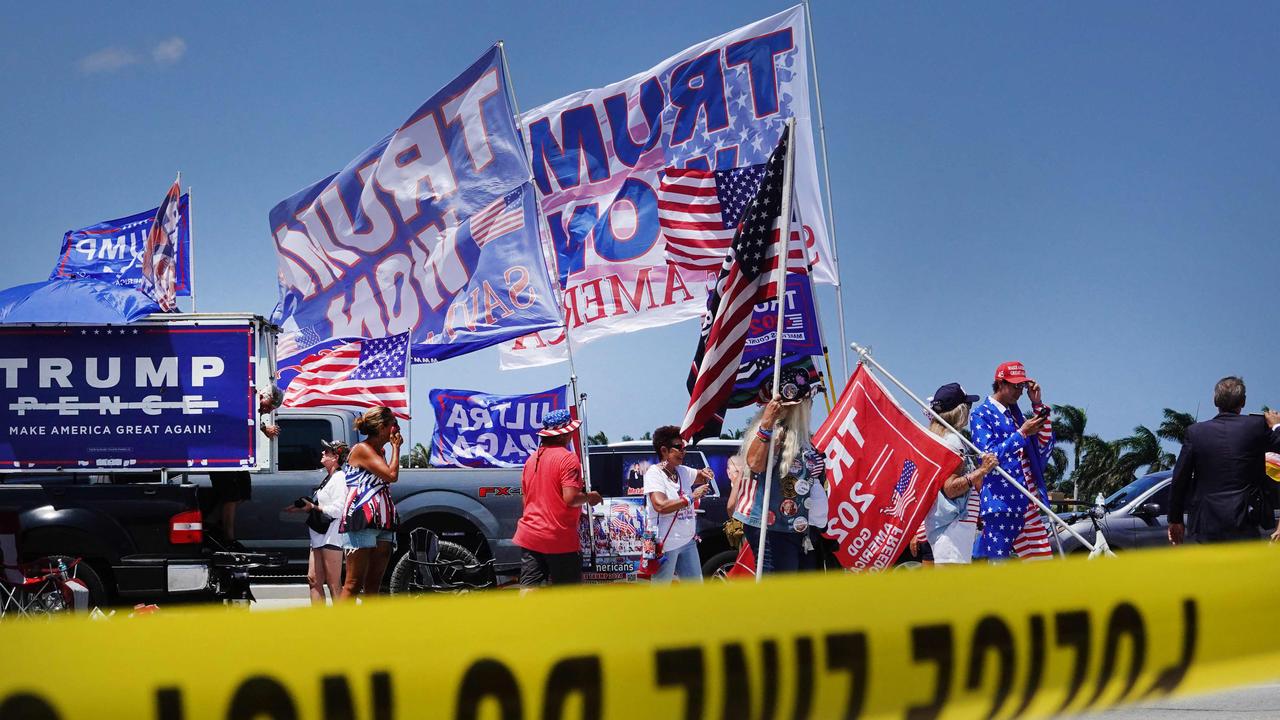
[969,396,1055,560]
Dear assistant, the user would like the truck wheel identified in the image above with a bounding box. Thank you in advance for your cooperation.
[702,549,739,581]
[388,541,484,595]
[39,555,109,610]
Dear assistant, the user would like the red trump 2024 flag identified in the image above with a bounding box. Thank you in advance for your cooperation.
[813,364,963,570]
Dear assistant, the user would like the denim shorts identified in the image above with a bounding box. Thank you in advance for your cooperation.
[345,528,397,550]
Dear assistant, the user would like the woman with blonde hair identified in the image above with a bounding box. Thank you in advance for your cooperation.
[338,406,402,600]
[733,390,825,573]
[922,383,998,564]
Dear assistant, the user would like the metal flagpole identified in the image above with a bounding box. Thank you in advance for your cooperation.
[755,119,799,581]
[798,270,836,414]
[404,336,413,467]
[186,184,197,313]
[803,0,850,385]
[499,41,596,497]
[848,342,1104,555]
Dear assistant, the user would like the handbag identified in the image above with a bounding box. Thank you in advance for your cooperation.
[305,505,333,534]
[638,508,679,580]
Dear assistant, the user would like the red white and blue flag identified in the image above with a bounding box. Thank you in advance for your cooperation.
[141,176,182,312]
[882,460,919,519]
[281,332,411,419]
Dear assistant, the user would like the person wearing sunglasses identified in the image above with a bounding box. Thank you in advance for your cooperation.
[643,426,713,583]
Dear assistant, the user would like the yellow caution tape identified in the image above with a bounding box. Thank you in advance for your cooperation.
[2,542,1278,719]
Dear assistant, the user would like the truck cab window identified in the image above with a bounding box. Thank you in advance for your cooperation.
[278,419,334,471]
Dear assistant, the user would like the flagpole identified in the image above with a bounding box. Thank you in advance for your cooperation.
[848,342,1104,555]
[187,184,197,314]
[755,119,798,582]
[803,0,851,386]
[404,336,414,466]
[798,271,836,415]
[499,41,595,495]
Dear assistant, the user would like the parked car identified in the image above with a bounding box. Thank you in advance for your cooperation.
[1054,470,1277,553]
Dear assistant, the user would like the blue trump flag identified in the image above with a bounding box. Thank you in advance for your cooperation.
[429,385,569,468]
[270,46,561,365]
[50,195,192,297]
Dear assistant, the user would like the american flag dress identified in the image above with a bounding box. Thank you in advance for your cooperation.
[338,463,400,534]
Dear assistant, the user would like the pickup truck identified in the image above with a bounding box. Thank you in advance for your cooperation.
[0,472,234,607]
[188,407,525,586]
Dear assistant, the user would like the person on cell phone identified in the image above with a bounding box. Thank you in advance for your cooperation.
[338,407,402,601]
[969,362,1057,561]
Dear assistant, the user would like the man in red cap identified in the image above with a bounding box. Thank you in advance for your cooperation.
[513,409,603,587]
[968,362,1056,560]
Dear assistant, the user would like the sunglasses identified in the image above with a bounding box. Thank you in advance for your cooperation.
[666,443,687,451]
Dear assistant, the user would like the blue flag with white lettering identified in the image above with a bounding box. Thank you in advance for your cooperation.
[51,195,192,297]
[429,386,569,468]
[270,45,561,365]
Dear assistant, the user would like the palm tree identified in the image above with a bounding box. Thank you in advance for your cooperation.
[587,431,609,446]
[1156,409,1196,446]
[1075,435,1122,501]
[408,442,430,468]
[1044,446,1070,492]
[1117,426,1175,476]
[1051,404,1088,499]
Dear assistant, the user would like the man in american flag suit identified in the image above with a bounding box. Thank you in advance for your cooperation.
[969,362,1056,560]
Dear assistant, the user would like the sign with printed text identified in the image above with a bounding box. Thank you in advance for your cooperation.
[500,5,837,368]
[270,45,561,365]
[428,385,568,467]
[814,364,962,569]
[50,195,192,297]
[0,325,256,471]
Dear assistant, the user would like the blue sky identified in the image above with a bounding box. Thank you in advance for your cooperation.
[1,2,1276,463]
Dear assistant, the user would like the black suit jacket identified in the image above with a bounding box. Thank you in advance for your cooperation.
[1169,412,1280,539]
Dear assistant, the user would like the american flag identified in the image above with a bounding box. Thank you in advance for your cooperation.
[276,324,324,361]
[658,164,814,273]
[282,332,411,419]
[680,129,796,440]
[609,505,637,538]
[882,460,918,519]
[468,188,525,247]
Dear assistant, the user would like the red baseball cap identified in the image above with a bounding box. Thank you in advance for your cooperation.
[994,361,1032,384]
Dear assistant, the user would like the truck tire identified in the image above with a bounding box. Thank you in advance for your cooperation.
[388,541,482,595]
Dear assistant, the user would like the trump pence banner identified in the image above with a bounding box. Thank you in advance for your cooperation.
[50,195,192,297]
[814,365,962,569]
[270,46,561,365]
[428,385,568,467]
[500,5,836,368]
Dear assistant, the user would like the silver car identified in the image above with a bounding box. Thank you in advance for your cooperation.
[1055,472,1174,554]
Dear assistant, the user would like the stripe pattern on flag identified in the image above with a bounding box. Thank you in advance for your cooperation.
[658,164,765,271]
[469,189,525,247]
[680,129,792,440]
[283,332,411,418]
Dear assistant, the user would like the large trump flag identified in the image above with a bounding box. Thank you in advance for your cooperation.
[270,46,561,366]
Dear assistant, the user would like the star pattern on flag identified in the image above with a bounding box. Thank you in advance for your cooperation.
[351,334,408,381]
[713,164,768,228]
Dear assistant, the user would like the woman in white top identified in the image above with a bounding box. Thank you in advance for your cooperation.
[922,384,998,564]
[643,425,713,583]
[287,440,349,605]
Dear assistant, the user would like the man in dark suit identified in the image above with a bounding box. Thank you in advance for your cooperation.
[1168,376,1280,544]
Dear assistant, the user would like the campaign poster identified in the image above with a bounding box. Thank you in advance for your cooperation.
[0,325,257,471]
[50,195,192,297]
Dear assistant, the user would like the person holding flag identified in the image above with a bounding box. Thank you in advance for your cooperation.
[969,362,1056,560]
[734,393,825,572]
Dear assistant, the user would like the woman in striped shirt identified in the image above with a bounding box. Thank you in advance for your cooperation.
[338,406,403,601]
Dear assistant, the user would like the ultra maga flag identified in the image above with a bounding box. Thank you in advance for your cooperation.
[52,195,192,297]
[270,46,560,364]
[813,364,962,570]
[428,385,569,468]
[500,5,836,369]
[140,177,182,312]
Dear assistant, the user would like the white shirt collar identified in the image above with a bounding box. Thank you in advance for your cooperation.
[988,396,1008,414]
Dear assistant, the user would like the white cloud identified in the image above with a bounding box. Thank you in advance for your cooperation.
[152,37,187,65]
[78,46,140,74]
